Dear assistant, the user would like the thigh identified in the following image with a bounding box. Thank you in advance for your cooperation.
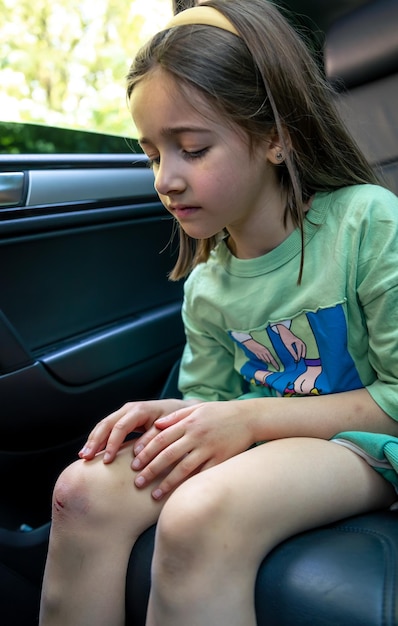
[177,437,396,562]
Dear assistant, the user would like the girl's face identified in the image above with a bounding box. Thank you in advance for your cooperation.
[130,69,289,257]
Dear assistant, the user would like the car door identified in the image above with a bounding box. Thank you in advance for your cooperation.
[0,2,183,623]
[0,150,185,532]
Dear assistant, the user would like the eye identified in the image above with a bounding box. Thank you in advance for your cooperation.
[183,147,209,161]
[146,155,160,169]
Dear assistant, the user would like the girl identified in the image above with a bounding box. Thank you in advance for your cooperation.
[39,2,398,625]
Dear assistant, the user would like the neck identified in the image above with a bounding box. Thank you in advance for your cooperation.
[227,195,294,259]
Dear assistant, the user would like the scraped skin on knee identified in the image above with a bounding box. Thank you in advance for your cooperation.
[52,479,90,518]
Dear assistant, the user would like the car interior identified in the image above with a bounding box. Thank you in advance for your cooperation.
[1,0,398,624]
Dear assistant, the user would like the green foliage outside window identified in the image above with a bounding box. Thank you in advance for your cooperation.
[0,0,172,153]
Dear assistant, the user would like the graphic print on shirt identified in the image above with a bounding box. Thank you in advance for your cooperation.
[229,304,362,397]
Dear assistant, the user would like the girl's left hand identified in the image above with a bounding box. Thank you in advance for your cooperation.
[131,401,254,500]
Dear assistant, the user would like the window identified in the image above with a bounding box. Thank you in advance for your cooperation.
[0,0,173,153]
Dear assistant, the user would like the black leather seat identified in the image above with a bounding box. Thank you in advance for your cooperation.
[125,1,398,623]
[326,0,398,195]
[127,511,398,626]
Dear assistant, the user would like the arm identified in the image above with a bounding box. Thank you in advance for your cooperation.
[247,387,398,441]
[130,386,398,500]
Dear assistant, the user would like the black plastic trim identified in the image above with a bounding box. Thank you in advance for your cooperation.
[40,302,184,386]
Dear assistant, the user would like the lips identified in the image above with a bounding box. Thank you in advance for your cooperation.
[169,204,201,218]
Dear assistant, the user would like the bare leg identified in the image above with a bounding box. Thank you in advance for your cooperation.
[39,442,167,626]
[146,437,396,626]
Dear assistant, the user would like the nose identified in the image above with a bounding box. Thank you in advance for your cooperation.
[154,157,186,196]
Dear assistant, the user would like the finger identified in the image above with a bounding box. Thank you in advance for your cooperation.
[286,343,302,362]
[150,450,208,500]
[155,405,199,430]
[133,428,190,486]
[80,402,149,462]
[102,410,148,462]
[267,353,279,370]
[295,342,306,360]
[133,424,184,470]
[132,407,190,456]
[78,435,109,460]
[133,424,160,455]
[78,410,123,459]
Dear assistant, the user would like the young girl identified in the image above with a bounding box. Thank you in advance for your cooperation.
[39,1,398,625]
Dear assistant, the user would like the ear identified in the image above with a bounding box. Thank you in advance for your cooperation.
[266,128,291,165]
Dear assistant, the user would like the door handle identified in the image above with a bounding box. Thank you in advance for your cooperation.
[0,172,25,207]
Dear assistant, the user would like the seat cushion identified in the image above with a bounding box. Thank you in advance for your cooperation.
[125,510,398,626]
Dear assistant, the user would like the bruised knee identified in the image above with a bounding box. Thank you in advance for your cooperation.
[51,444,157,534]
[51,460,94,524]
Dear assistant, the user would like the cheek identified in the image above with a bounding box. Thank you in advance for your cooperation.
[213,174,244,209]
[203,166,239,199]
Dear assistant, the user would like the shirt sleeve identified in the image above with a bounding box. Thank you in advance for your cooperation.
[356,188,398,420]
[178,283,245,402]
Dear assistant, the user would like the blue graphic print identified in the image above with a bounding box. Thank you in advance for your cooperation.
[229,305,362,397]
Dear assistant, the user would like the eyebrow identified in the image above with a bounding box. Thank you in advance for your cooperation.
[139,126,211,144]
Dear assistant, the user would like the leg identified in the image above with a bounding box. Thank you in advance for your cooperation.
[39,442,167,626]
[147,437,396,626]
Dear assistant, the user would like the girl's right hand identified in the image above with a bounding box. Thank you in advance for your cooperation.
[78,398,191,463]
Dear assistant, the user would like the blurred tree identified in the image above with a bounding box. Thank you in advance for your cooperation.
[0,0,172,137]
[0,121,141,154]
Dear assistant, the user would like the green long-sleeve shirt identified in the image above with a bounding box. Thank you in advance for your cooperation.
[178,184,398,488]
[179,184,398,423]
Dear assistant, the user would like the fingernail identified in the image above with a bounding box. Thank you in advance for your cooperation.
[103,452,111,463]
[134,444,143,455]
[132,458,141,469]
[79,446,90,457]
[135,475,146,487]
[152,488,163,500]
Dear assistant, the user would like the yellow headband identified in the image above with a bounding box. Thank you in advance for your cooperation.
[164,6,239,37]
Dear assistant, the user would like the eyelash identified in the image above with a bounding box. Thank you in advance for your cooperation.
[183,148,208,161]
[147,148,209,168]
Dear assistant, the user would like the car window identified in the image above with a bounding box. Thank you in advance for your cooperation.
[0,0,173,154]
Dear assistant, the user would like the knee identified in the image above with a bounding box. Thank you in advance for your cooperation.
[154,475,228,570]
[51,459,95,527]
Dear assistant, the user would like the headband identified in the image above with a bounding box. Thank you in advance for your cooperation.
[164,6,239,37]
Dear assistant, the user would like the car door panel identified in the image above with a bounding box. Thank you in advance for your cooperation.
[0,154,184,528]
[1,208,182,353]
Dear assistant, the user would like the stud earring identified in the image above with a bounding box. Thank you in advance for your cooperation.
[276,152,284,162]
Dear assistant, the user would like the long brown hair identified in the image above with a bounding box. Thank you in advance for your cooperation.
[127,0,379,281]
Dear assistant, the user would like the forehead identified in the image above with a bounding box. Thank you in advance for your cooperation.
[129,68,224,134]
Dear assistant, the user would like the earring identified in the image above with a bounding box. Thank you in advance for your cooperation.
[276,152,284,162]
